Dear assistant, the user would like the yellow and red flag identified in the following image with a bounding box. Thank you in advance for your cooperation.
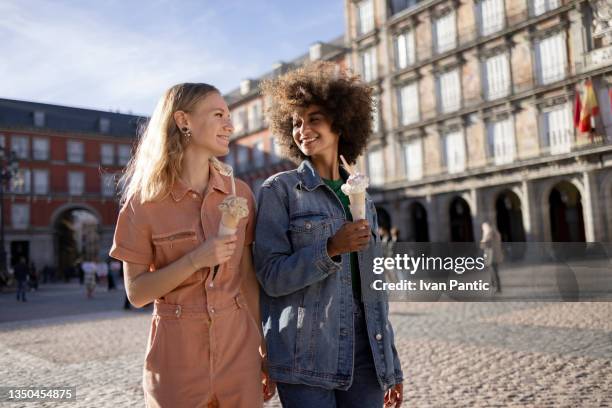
[577,79,599,132]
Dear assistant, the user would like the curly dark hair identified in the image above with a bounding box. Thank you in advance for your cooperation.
[261,61,373,164]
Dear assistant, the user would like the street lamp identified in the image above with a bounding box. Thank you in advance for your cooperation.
[0,146,20,278]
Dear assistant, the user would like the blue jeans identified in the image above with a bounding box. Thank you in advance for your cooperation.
[16,280,27,301]
[277,300,385,408]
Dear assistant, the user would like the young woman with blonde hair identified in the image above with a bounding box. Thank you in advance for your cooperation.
[110,83,275,407]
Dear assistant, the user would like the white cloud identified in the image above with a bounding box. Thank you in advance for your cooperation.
[0,0,262,114]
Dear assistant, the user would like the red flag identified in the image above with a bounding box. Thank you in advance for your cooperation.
[573,87,582,128]
[578,79,599,132]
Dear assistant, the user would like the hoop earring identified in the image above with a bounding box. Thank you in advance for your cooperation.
[181,127,192,143]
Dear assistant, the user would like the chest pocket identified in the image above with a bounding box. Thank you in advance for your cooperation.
[152,229,199,271]
[289,213,332,250]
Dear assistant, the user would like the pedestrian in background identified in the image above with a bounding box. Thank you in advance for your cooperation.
[95,258,108,290]
[14,257,28,302]
[82,260,97,299]
[481,221,504,292]
[28,262,38,291]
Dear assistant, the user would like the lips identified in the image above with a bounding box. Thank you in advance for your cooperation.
[300,135,319,146]
[217,134,230,143]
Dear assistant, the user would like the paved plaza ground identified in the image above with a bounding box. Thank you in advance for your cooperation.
[0,280,611,407]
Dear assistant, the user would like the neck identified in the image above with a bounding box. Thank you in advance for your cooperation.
[311,152,340,180]
[180,146,211,195]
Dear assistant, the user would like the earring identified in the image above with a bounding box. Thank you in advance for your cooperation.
[181,127,192,143]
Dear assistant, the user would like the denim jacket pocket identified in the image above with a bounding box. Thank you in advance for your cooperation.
[289,213,332,249]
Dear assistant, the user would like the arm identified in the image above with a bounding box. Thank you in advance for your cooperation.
[253,182,341,297]
[123,235,237,308]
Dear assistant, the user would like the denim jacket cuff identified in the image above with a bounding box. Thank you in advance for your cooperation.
[314,238,341,275]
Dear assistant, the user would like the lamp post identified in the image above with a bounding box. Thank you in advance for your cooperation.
[0,146,20,277]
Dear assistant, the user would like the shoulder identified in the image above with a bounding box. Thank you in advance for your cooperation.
[261,169,299,190]
[119,193,168,224]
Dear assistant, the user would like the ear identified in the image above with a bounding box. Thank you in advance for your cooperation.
[173,110,188,129]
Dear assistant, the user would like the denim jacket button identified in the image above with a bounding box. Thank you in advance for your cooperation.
[305,221,312,230]
[375,333,383,341]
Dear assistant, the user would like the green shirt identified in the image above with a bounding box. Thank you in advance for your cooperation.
[323,178,361,300]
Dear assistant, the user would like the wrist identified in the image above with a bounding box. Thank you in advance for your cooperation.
[187,252,200,271]
[326,238,338,258]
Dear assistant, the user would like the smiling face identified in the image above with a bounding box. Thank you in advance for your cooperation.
[292,105,339,160]
[178,91,234,157]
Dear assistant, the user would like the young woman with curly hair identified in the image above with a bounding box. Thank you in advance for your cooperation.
[110,83,275,407]
[254,62,404,407]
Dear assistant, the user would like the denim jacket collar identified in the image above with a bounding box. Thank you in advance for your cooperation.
[297,159,350,192]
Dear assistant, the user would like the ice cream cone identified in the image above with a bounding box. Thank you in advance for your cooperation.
[348,192,366,220]
[219,212,240,236]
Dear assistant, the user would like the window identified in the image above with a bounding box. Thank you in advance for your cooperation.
[435,11,457,53]
[395,29,416,69]
[11,135,29,159]
[404,139,423,181]
[32,137,49,160]
[479,0,505,36]
[533,0,560,16]
[537,33,567,85]
[67,141,84,163]
[118,145,131,166]
[439,69,461,113]
[99,117,111,134]
[233,107,248,134]
[248,100,263,131]
[487,116,515,165]
[543,104,573,154]
[270,136,282,163]
[10,169,31,193]
[11,204,29,230]
[372,96,380,133]
[253,141,265,168]
[101,144,114,165]
[389,0,420,16]
[33,169,49,195]
[68,171,85,195]
[444,131,466,174]
[399,82,420,126]
[33,111,45,127]
[485,53,511,100]
[101,173,116,197]
[356,0,374,36]
[368,150,384,186]
[237,144,249,171]
[360,47,377,82]
[224,148,235,168]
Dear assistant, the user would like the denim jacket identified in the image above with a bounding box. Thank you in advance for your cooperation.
[254,160,403,391]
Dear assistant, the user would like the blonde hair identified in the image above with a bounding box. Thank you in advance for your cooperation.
[119,83,220,204]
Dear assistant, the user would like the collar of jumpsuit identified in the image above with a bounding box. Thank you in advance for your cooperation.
[170,160,230,201]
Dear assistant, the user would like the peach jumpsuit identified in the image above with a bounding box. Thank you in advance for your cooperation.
[110,163,262,408]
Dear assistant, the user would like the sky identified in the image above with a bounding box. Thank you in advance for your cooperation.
[0,0,345,115]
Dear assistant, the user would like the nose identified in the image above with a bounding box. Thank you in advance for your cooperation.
[299,121,311,137]
[225,118,234,133]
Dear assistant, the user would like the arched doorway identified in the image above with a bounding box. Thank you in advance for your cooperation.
[449,197,474,242]
[409,202,430,242]
[54,209,100,281]
[549,181,586,242]
[495,190,526,242]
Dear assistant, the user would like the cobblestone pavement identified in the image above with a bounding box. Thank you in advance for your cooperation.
[0,283,611,407]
